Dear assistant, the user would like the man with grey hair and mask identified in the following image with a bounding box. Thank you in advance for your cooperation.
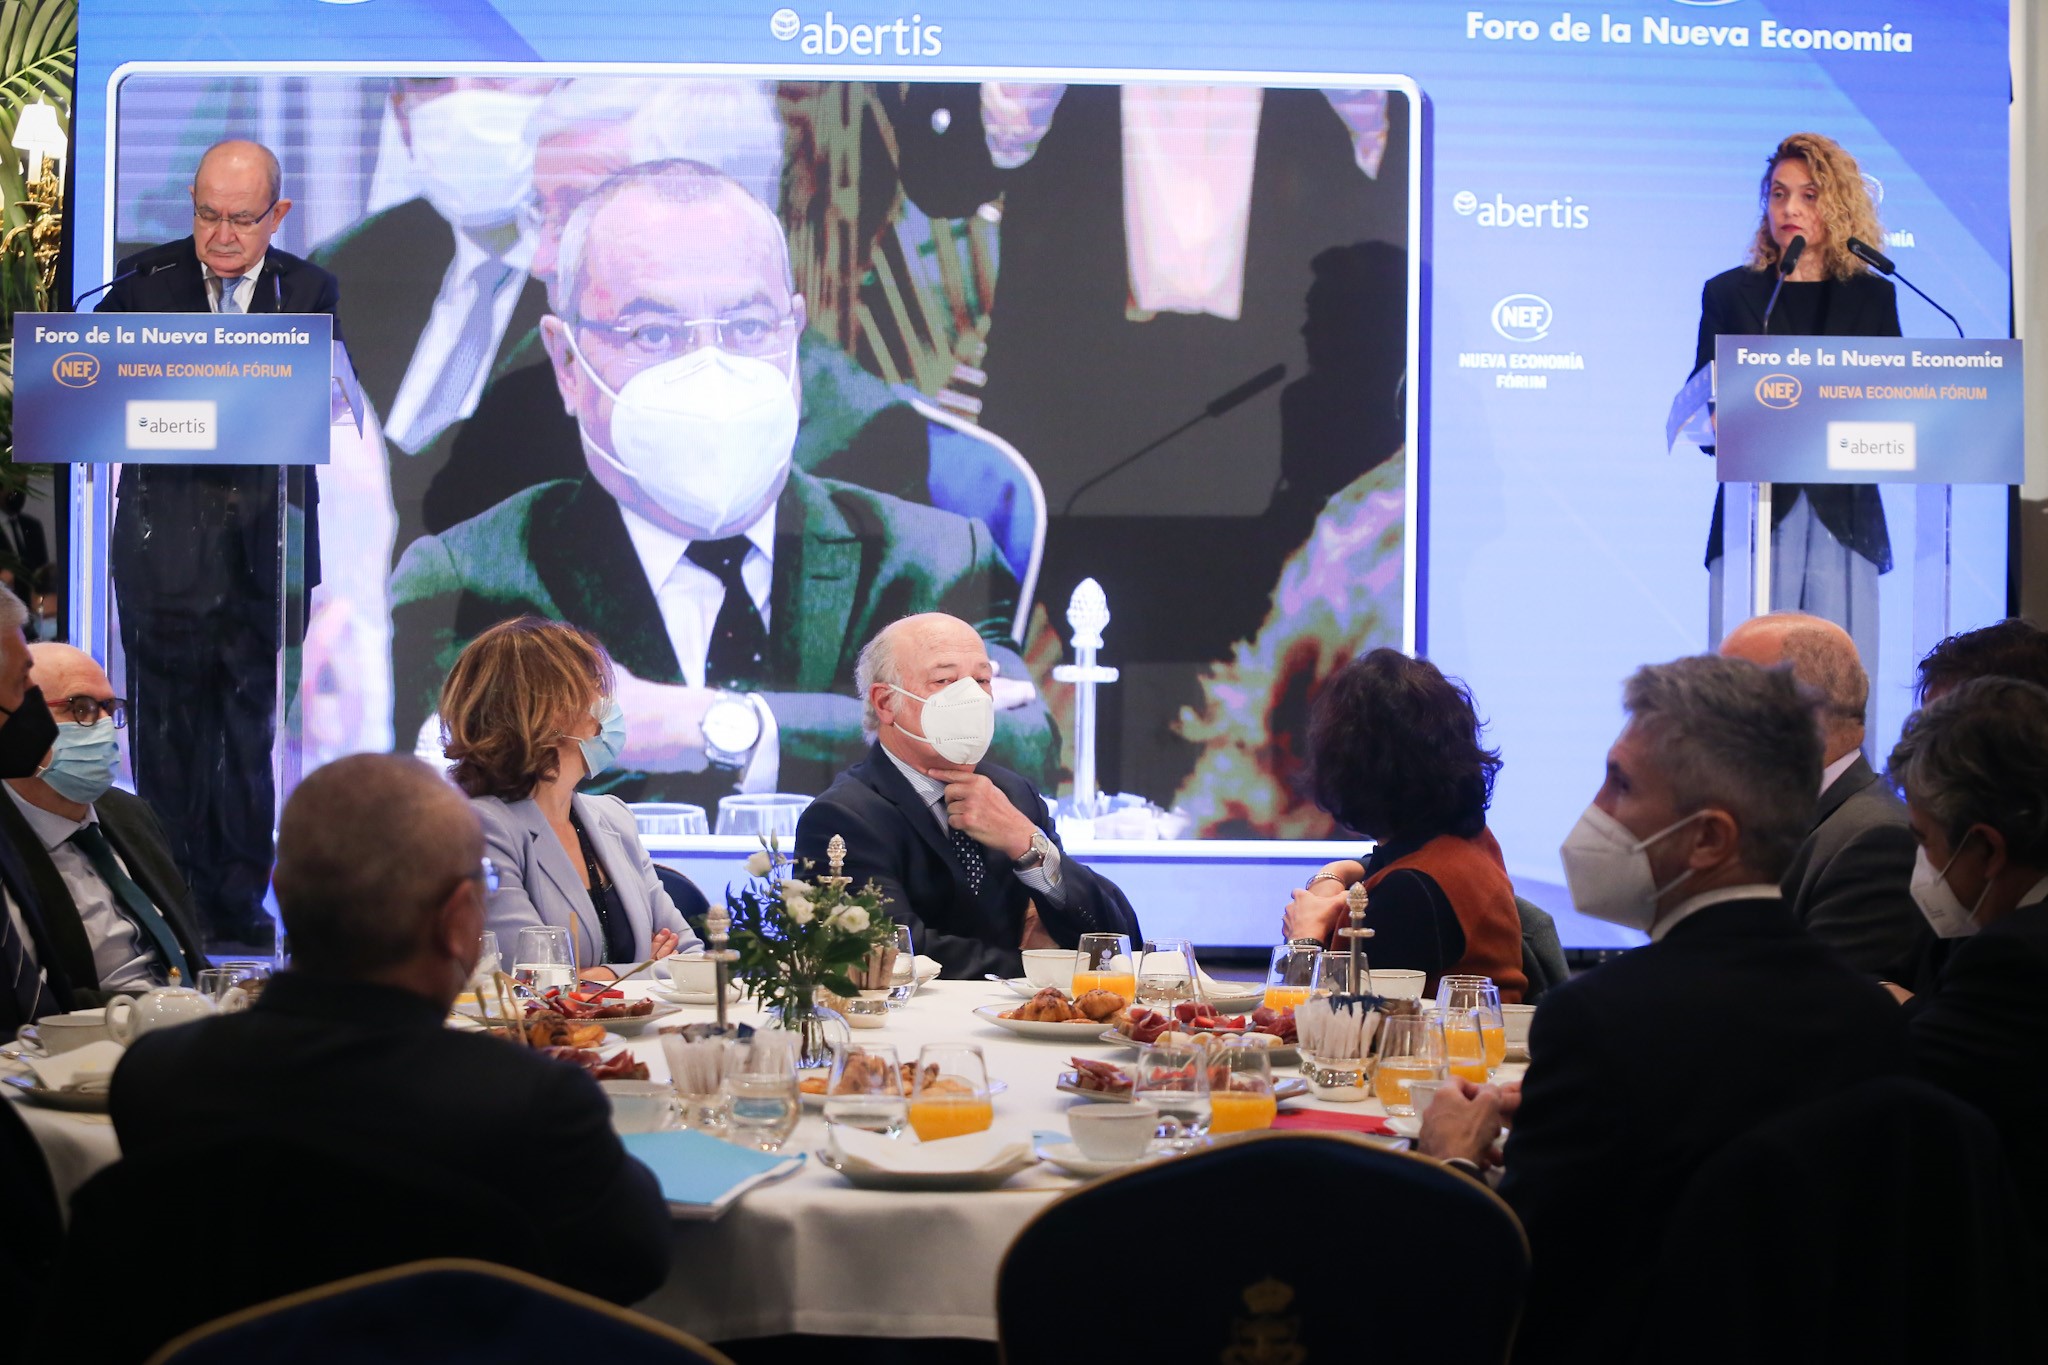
[390,159,1052,807]
[794,612,1138,979]
[1417,654,1904,1363]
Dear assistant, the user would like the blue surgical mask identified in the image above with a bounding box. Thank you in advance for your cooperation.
[577,695,627,780]
[39,719,120,804]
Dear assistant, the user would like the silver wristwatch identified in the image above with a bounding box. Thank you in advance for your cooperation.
[1013,830,1054,871]
[702,691,764,770]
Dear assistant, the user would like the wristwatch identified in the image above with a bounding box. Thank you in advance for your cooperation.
[1012,830,1055,871]
[702,691,765,770]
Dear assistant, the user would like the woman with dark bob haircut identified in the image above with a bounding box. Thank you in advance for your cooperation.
[1281,648,1526,1001]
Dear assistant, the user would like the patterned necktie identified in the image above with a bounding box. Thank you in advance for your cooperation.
[393,257,517,453]
[69,825,193,983]
[936,798,989,897]
[684,538,771,688]
[216,274,243,314]
[3,900,52,1025]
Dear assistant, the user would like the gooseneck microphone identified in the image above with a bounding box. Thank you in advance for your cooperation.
[1759,234,1805,335]
[1061,363,1287,515]
[1847,235,1965,338]
[70,255,177,311]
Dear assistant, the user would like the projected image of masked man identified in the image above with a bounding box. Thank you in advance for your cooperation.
[1696,132,1899,671]
[389,159,1052,807]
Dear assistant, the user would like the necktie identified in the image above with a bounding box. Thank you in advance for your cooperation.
[69,825,193,983]
[393,257,517,452]
[684,538,771,689]
[936,798,989,897]
[216,274,243,314]
[2,900,52,1025]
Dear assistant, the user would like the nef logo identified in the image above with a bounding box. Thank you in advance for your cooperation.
[771,9,943,55]
[1755,373,1801,409]
[52,352,99,387]
[1491,294,1552,342]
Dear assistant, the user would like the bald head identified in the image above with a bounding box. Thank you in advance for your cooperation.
[27,643,110,707]
[190,139,289,280]
[1720,612,1867,763]
[859,613,991,743]
[275,755,483,981]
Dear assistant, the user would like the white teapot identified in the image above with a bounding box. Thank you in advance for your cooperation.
[104,983,215,1043]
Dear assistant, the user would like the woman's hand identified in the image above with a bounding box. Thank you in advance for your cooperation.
[649,928,682,960]
[1282,884,1349,944]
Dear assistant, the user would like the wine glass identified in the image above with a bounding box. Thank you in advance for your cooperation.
[907,1044,993,1141]
[1133,1044,1211,1151]
[1207,1045,1279,1135]
[824,1043,908,1134]
[1264,942,1322,1012]
[1438,976,1506,1075]
[713,793,812,839]
[1136,939,1198,1014]
[724,1027,802,1152]
[886,925,918,1006]
[513,926,575,993]
[1073,932,1135,1005]
[1373,1012,1446,1116]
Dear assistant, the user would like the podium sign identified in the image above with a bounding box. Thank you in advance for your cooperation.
[12,311,333,465]
[1713,335,2021,486]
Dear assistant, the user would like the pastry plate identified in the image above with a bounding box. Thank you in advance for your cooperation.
[1095,1028,1300,1066]
[974,1004,1122,1040]
[799,1073,1008,1109]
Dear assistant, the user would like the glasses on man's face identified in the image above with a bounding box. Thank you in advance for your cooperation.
[53,695,126,728]
[573,308,798,370]
[474,856,501,896]
[193,200,278,232]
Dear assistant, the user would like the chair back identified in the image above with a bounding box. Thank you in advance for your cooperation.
[148,1258,731,1365]
[46,1133,544,1365]
[654,862,711,938]
[0,1097,63,1365]
[998,1133,1528,1364]
[916,398,1045,643]
[1634,1076,2041,1364]
[1513,895,1568,1005]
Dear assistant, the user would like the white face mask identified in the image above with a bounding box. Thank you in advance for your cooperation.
[1910,841,1987,939]
[1558,805,1707,931]
[568,334,798,539]
[890,678,995,766]
[406,88,545,229]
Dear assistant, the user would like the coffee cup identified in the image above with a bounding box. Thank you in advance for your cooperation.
[1371,969,1427,1000]
[14,1009,111,1055]
[1021,948,1077,993]
[600,1079,676,1134]
[1069,1100,1158,1161]
[661,956,722,996]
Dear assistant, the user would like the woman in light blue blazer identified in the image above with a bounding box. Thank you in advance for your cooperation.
[441,618,703,976]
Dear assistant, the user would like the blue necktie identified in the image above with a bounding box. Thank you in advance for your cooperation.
[935,797,988,898]
[216,274,243,314]
[69,824,192,983]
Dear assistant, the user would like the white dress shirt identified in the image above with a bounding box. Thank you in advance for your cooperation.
[382,227,536,453]
[203,259,265,314]
[879,742,1065,904]
[3,785,163,992]
[1649,882,1783,944]
[1820,748,1861,797]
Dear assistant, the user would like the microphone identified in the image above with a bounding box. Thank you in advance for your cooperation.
[1848,235,1964,338]
[1760,234,1804,335]
[1061,363,1288,516]
[70,255,176,311]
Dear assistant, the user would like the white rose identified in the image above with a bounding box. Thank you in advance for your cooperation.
[786,895,815,926]
[744,851,772,877]
[832,906,871,934]
[781,879,813,897]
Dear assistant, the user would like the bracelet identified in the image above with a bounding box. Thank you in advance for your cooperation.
[1304,870,1345,892]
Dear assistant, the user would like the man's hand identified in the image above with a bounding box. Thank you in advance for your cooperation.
[1883,981,1914,1005]
[1020,902,1058,950]
[925,761,1038,860]
[612,667,716,772]
[1418,1079,1507,1166]
[1282,884,1348,944]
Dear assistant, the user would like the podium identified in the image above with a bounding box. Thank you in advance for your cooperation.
[1669,333,2023,667]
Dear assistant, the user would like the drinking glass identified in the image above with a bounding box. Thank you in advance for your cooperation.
[194,967,253,1012]
[1437,976,1506,1073]
[1207,1046,1279,1135]
[1072,932,1135,1005]
[1135,939,1198,1014]
[1309,950,1368,998]
[1373,1012,1446,1116]
[1133,1044,1211,1150]
[1442,1009,1492,1085]
[1264,942,1322,1012]
[659,1026,741,1132]
[824,1043,908,1134]
[514,926,575,994]
[886,925,919,1005]
[630,802,711,838]
[714,793,813,839]
[473,931,501,981]
[725,1027,802,1152]
[216,958,272,1004]
[907,1044,993,1141]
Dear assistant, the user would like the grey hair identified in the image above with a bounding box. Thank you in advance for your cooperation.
[1888,677,2048,865]
[1622,655,1822,880]
[527,77,784,211]
[549,158,794,318]
[1768,615,1869,726]
[0,589,28,635]
[855,621,909,739]
[197,139,281,203]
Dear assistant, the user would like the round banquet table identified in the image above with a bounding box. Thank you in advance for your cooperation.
[7,979,1472,1345]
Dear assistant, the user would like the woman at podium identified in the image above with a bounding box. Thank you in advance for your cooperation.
[1696,132,1897,665]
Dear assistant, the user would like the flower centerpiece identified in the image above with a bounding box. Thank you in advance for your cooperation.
[726,834,898,1067]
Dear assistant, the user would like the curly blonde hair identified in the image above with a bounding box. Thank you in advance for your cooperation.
[1745,133,1882,282]
[440,617,616,801]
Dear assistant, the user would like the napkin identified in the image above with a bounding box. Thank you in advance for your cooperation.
[1197,970,1259,1001]
[830,1126,1033,1175]
[912,955,944,983]
[1272,1110,1392,1137]
[620,1129,804,1220]
[25,1039,125,1092]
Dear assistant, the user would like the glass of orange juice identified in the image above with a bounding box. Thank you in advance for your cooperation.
[907,1044,994,1141]
[1437,976,1506,1075]
[1263,942,1321,1012]
[1206,1046,1279,1135]
[1372,1012,1445,1116]
[1441,1009,1491,1085]
[1072,933,1136,1006]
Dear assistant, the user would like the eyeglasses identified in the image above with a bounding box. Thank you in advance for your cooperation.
[474,856,501,895]
[193,200,279,231]
[572,309,798,365]
[53,695,126,728]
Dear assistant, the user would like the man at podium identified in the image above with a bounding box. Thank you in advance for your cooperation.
[94,139,342,951]
[1695,132,1896,669]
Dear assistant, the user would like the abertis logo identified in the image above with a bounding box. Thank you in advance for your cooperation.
[770,9,944,55]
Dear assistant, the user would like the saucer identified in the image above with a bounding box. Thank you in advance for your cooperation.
[1031,1137,1158,1178]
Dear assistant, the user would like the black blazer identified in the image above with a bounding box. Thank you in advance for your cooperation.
[1777,755,1930,977]
[1694,265,1900,570]
[0,834,68,1036]
[94,237,339,608]
[112,972,670,1303]
[0,787,209,1006]
[1497,896,1907,1364]
[794,741,1141,979]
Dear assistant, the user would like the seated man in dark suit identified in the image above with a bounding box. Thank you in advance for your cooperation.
[0,645,208,1005]
[1419,655,1906,1363]
[1886,676,2048,1238]
[110,753,670,1304]
[1721,611,1925,975]
[794,612,1140,979]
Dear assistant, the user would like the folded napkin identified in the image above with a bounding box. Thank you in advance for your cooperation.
[25,1039,125,1092]
[1272,1110,1391,1137]
[1197,970,1259,1001]
[912,955,943,982]
[830,1126,1033,1175]
[620,1129,804,1219]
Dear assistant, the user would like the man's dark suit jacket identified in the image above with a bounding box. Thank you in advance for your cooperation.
[1907,898,2048,1239]
[95,236,338,610]
[0,787,209,1007]
[112,971,670,1303]
[388,470,1057,801]
[1778,755,1929,977]
[1694,265,1900,570]
[1497,895,1906,1363]
[794,741,1141,979]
